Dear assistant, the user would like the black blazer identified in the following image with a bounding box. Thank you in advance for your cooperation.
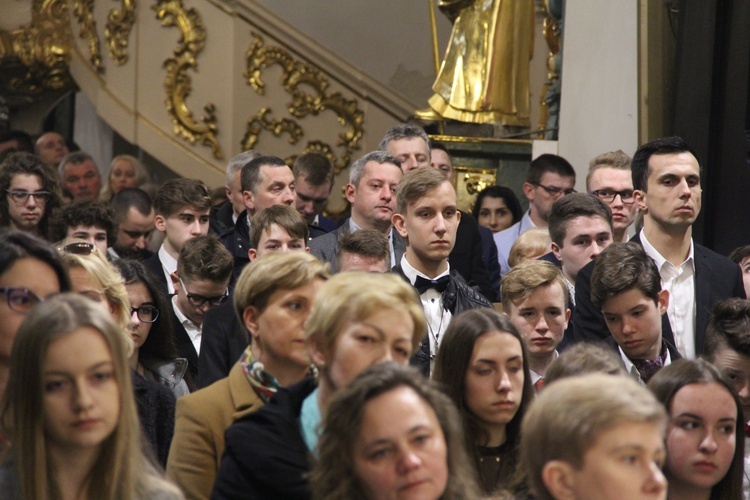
[168,307,200,380]
[142,252,171,300]
[196,299,247,389]
[567,233,746,355]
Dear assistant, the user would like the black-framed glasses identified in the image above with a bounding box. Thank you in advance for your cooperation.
[178,277,228,307]
[0,287,43,313]
[532,183,576,197]
[589,189,636,205]
[130,304,160,323]
[6,190,51,204]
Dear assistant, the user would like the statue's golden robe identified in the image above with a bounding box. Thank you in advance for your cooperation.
[428,0,534,127]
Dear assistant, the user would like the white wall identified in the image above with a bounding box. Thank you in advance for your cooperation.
[558,0,639,189]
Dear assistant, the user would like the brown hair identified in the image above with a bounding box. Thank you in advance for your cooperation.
[250,205,309,249]
[153,178,211,217]
[501,260,568,311]
[396,166,452,214]
[590,242,661,309]
[585,149,632,190]
[177,235,233,284]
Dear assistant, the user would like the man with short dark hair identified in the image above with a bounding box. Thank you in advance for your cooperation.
[110,187,155,260]
[292,152,336,238]
[220,155,296,279]
[336,230,390,273]
[58,151,102,201]
[494,154,576,277]
[570,136,745,357]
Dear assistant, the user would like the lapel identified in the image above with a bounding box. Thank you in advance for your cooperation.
[692,244,710,354]
[228,360,261,421]
[391,228,406,264]
[170,308,199,376]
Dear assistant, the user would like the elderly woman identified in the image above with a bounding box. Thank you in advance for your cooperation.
[166,252,329,498]
[212,271,427,498]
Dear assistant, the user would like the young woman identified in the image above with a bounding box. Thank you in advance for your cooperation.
[113,259,191,398]
[433,308,534,494]
[100,155,150,200]
[0,294,182,499]
[649,359,745,500]
[312,363,482,499]
[472,185,523,234]
[0,231,70,401]
[212,271,426,498]
[62,252,176,466]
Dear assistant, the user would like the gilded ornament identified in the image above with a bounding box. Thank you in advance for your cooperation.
[105,0,137,66]
[0,0,73,99]
[72,0,103,72]
[242,107,303,150]
[244,32,363,174]
[154,0,223,160]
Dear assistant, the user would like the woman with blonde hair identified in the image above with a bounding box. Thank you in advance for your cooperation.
[0,294,182,499]
[61,251,176,466]
[213,271,427,498]
[101,154,150,200]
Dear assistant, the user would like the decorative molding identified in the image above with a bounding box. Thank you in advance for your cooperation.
[105,0,136,66]
[243,32,363,174]
[71,0,103,72]
[154,0,222,160]
[0,0,74,102]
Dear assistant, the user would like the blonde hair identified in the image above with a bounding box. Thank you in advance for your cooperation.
[101,154,150,200]
[521,374,667,500]
[508,228,552,268]
[234,252,330,337]
[0,294,173,498]
[61,252,133,355]
[305,272,426,355]
[585,149,632,191]
[501,259,568,312]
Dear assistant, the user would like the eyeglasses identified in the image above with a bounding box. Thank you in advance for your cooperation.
[0,287,43,313]
[130,304,160,323]
[6,190,51,204]
[58,241,99,256]
[589,189,636,205]
[178,277,228,307]
[532,183,576,197]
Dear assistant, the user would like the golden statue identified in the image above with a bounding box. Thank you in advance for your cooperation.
[424,0,534,127]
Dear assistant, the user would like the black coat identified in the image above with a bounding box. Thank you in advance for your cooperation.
[132,370,175,467]
[212,378,317,500]
[197,299,247,389]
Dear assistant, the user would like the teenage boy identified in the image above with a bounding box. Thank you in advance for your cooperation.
[171,235,234,379]
[521,374,668,500]
[0,152,61,237]
[546,193,613,307]
[501,260,570,391]
[144,178,212,296]
[48,199,116,255]
[197,205,310,388]
[591,242,681,384]
[392,167,492,376]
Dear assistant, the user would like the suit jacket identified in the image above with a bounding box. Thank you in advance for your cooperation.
[143,252,171,300]
[167,361,263,500]
[451,211,494,301]
[133,371,176,468]
[479,225,501,302]
[218,209,251,282]
[568,233,746,355]
[197,299,247,389]
[169,307,200,380]
[309,223,406,273]
[212,378,317,499]
[210,200,235,237]
[602,335,682,363]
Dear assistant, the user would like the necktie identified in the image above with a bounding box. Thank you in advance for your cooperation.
[414,275,450,294]
[534,378,544,393]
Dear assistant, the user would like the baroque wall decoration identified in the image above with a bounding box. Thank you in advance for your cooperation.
[105,0,137,66]
[243,32,363,173]
[71,0,103,72]
[154,0,223,159]
[0,0,74,103]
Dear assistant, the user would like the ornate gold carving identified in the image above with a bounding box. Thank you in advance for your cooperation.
[105,0,137,65]
[71,0,103,72]
[154,0,223,159]
[0,0,74,99]
[243,32,363,173]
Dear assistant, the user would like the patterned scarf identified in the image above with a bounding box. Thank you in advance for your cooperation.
[240,346,280,404]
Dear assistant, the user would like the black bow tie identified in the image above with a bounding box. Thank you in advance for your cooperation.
[414,275,450,294]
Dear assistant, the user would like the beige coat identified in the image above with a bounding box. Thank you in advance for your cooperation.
[166,360,261,499]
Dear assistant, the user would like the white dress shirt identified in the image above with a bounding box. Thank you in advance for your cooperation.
[158,244,178,295]
[172,295,202,355]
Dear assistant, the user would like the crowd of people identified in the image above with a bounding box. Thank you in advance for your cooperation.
[0,123,749,499]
